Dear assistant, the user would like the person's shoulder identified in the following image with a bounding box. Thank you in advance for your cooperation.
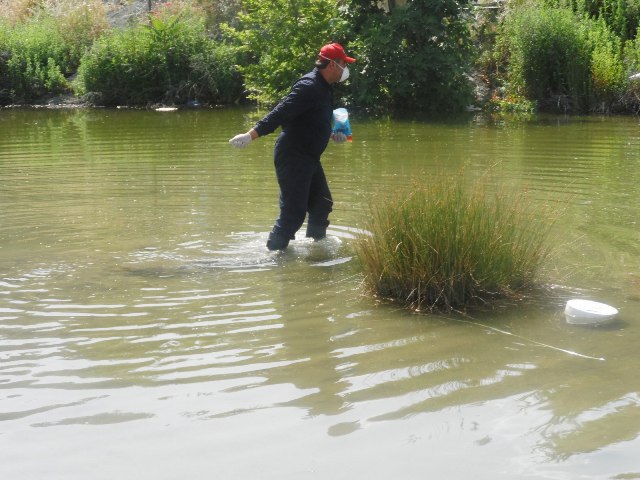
[293,69,318,87]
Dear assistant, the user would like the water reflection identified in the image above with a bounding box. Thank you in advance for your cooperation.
[1,108,639,478]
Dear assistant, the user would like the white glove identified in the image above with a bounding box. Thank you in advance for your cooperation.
[332,132,347,143]
[229,132,252,148]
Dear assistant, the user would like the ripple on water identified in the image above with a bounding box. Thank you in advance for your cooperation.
[0,221,362,393]
[122,226,357,274]
[3,111,640,476]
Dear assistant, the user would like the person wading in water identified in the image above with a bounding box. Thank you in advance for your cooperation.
[229,42,355,251]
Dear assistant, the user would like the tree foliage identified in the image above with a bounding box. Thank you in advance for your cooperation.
[3,0,639,113]
[344,0,474,113]
[227,0,349,106]
[227,0,474,112]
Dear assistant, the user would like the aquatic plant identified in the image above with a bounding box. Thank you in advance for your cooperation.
[354,176,557,312]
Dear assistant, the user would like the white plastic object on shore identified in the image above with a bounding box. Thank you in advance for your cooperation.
[629,72,640,81]
[564,299,618,325]
[155,107,178,112]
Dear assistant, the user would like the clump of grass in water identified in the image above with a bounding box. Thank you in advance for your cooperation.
[354,176,557,312]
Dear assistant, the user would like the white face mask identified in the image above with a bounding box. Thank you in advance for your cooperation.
[335,62,350,82]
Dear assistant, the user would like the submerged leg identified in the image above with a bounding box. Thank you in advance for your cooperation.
[268,152,316,249]
[306,162,333,240]
[266,231,290,251]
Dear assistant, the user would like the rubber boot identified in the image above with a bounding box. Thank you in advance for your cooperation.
[266,232,290,251]
[305,224,327,241]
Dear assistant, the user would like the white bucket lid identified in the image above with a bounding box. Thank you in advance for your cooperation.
[564,299,618,324]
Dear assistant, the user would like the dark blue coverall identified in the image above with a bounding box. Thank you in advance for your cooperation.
[253,68,334,249]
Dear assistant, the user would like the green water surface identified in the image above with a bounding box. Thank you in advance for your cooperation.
[1,108,639,479]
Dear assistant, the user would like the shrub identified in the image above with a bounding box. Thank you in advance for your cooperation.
[75,9,243,106]
[596,0,640,40]
[0,0,41,25]
[227,0,346,107]
[354,177,556,312]
[0,22,8,103]
[496,3,592,113]
[50,0,109,63]
[0,2,107,103]
[74,25,164,105]
[589,17,626,112]
[0,16,68,102]
[623,29,640,111]
[495,2,634,113]
[550,0,640,42]
[345,0,474,113]
[191,43,245,104]
[206,0,474,111]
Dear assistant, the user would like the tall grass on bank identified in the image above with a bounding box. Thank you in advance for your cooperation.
[74,7,243,106]
[495,4,592,112]
[354,177,556,312]
[0,16,69,103]
[624,30,640,112]
[589,17,627,111]
[0,1,107,104]
[0,0,41,25]
[546,0,640,42]
[494,2,635,113]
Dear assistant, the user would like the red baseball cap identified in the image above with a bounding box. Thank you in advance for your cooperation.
[319,43,356,63]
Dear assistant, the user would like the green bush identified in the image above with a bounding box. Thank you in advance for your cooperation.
[589,17,626,111]
[53,1,109,63]
[597,0,640,40]
[226,0,473,111]
[354,177,556,312]
[495,2,633,113]
[75,12,243,106]
[625,27,640,67]
[550,0,640,41]
[227,0,346,106]
[74,25,165,105]
[189,42,245,105]
[0,22,10,103]
[345,0,474,113]
[496,3,592,113]
[0,16,69,102]
[0,3,106,104]
[623,29,640,111]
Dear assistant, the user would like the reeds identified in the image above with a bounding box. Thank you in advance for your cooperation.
[354,176,557,312]
[0,0,108,103]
